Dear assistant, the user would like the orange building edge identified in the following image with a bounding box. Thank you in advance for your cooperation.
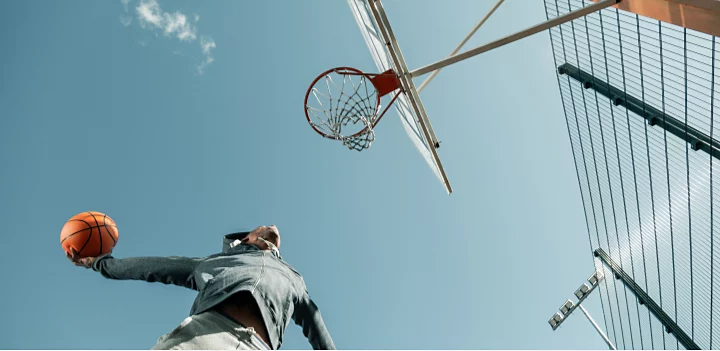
[591,0,720,37]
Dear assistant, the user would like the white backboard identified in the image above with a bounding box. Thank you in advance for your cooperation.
[347,0,452,194]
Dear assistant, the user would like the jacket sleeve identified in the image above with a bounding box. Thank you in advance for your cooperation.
[292,290,336,350]
[91,254,203,290]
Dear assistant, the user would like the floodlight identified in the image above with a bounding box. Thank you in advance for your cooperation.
[575,283,590,299]
[560,299,575,315]
[588,270,604,286]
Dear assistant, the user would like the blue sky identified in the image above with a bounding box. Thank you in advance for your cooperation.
[2,0,610,349]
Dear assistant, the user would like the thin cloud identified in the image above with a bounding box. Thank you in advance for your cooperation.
[120,15,132,27]
[136,0,196,41]
[201,37,215,56]
[120,0,217,74]
[120,0,132,26]
[197,36,216,75]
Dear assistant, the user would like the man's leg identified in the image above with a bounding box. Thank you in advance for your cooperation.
[151,310,270,350]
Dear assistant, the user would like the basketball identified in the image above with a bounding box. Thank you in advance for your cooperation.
[60,211,119,258]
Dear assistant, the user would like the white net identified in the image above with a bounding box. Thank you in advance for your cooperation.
[305,69,380,151]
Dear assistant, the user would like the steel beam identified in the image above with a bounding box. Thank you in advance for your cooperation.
[594,248,700,350]
[559,62,720,161]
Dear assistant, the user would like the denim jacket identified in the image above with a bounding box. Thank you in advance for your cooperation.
[91,232,335,350]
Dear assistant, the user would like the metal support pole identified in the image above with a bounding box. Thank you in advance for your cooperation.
[594,248,700,349]
[549,270,618,349]
[579,304,617,350]
[416,0,505,93]
[409,0,620,78]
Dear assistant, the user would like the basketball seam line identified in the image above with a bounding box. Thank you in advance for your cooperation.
[67,218,118,228]
[103,214,117,245]
[61,225,117,243]
[61,228,119,251]
[89,211,102,257]
[77,225,93,256]
[60,227,92,244]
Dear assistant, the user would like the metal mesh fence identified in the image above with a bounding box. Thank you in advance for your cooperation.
[544,0,719,348]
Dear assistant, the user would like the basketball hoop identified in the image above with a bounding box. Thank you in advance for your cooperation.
[304,67,402,151]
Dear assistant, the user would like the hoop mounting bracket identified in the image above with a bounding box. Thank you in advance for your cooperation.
[368,69,402,97]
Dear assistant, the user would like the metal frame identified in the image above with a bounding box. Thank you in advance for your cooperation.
[366,0,452,194]
[558,63,720,159]
[416,0,506,93]
[579,304,617,350]
[305,67,403,139]
[550,272,603,330]
[409,0,621,78]
[594,248,700,350]
[345,0,621,194]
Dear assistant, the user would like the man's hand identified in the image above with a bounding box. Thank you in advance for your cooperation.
[66,248,103,268]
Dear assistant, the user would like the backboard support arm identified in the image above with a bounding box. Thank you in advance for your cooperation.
[368,0,453,193]
[409,0,621,78]
[416,0,506,93]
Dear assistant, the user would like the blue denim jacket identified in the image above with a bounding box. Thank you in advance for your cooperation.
[91,232,335,350]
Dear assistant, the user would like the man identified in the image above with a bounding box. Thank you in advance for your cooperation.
[68,225,336,350]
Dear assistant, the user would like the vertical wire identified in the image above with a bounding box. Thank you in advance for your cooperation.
[545,0,597,265]
[710,35,717,349]
[542,7,620,341]
[658,22,679,350]
[569,0,620,345]
[637,14,660,350]
[596,9,635,348]
[563,0,615,341]
[682,27,693,341]
[614,8,646,348]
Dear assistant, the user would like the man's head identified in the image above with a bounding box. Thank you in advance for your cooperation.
[241,225,281,251]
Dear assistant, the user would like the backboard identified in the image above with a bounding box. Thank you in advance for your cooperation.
[347,0,453,194]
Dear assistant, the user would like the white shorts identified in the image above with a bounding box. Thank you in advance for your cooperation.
[151,310,271,350]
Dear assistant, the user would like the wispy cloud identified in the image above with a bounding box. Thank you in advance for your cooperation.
[119,0,217,74]
[120,0,132,26]
[119,15,132,27]
[201,37,215,56]
[136,0,196,41]
[197,36,216,75]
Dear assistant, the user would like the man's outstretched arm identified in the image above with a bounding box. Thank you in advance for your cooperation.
[86,254,203,290]
[292,291,336,350]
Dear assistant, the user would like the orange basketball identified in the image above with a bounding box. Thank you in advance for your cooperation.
[60,211,119,258]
